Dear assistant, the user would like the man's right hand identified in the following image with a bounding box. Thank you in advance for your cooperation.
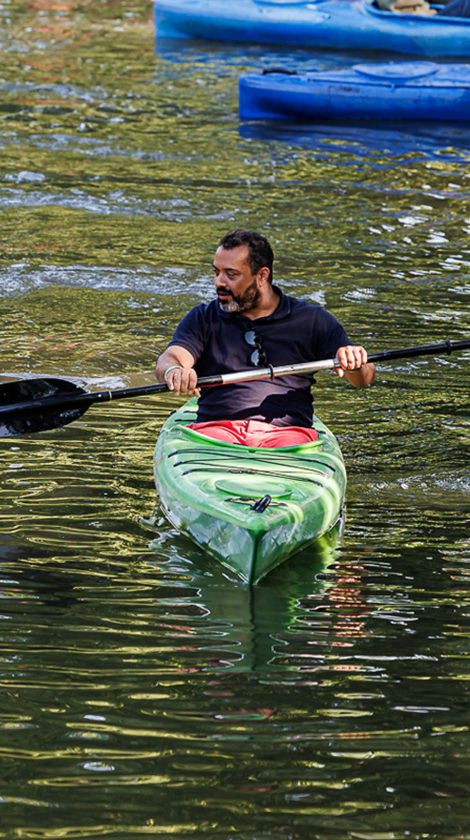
[155,344,199,396]
[164,365,200,397]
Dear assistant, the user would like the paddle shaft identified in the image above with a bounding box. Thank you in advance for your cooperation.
[1,338,469,419]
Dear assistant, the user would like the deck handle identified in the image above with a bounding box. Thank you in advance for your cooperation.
[251,494,272,513]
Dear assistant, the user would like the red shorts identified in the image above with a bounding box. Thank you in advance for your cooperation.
[188,419,318,448]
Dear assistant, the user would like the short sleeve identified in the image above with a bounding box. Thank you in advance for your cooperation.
[168,304,207,361]
[312,309,351,360]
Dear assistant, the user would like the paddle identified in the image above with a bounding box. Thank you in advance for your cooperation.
[0,338,468,437]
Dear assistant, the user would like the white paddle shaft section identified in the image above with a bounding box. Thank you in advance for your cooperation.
[213,357,339,386]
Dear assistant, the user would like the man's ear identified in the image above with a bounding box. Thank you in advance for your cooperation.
[257,266,271,287]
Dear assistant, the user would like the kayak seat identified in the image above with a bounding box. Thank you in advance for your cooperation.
[179,423,323,451]
[353,62,438,80]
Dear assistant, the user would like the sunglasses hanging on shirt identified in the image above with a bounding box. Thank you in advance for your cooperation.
[244,330,268,367]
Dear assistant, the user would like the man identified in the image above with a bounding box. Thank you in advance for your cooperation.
[155,229,376,448]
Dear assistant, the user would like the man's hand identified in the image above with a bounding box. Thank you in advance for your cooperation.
[164,365,200,397]
[155,345,199,396]
[333,345,376,388]
[334,345,368,378]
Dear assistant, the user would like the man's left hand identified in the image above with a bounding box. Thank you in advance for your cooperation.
[334,345,368,377]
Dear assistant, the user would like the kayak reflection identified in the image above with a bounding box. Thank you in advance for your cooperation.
[239,120,470,166]
[147,521,343,673]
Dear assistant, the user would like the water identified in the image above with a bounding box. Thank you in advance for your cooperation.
[0,1,469,837]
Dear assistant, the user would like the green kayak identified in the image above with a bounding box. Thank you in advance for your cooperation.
[154,399,346,584]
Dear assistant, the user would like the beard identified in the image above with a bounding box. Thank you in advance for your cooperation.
[217,279,261,313]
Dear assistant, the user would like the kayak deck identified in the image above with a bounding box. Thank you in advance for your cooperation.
[154,400,346,584]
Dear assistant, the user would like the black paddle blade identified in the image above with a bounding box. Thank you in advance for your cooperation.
[0,377,88,437]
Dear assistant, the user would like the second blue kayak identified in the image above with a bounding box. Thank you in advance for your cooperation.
[239,63,470,122]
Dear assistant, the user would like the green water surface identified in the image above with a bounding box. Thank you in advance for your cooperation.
[0,1,469,837]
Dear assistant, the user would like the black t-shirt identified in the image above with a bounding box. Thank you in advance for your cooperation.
[169,287,350,427]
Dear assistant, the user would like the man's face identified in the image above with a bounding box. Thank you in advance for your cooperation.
[213,245,261,313]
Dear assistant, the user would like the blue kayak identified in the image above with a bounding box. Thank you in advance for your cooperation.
[239,62,470,122]
[154,0,470,58]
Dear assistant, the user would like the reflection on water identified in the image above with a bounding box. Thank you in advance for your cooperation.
[239,120,470,165]
[0,0,469,837]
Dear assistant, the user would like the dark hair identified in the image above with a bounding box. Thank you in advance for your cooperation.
[218,229,274,284]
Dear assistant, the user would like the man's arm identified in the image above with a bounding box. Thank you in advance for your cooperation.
[155,345,199,395]
[335,345,376,388]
